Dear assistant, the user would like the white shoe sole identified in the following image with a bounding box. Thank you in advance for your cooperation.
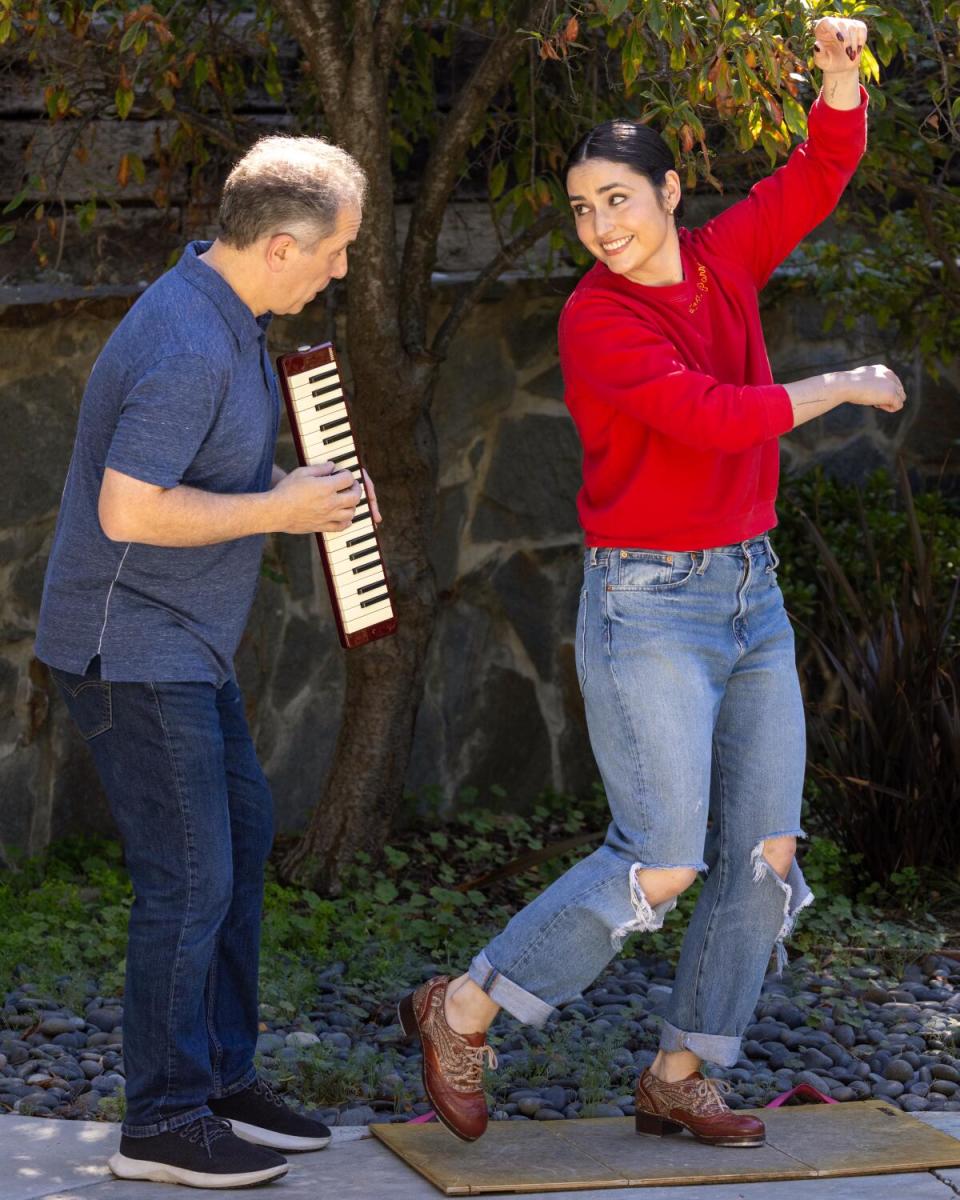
[108,1152,289,1188]
[227,1118,332,1152]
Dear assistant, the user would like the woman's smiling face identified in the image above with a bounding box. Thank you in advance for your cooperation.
[566,158,682,285]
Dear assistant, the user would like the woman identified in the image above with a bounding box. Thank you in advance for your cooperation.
[398,16,904,1147]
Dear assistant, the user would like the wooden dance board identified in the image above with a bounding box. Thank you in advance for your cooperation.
[371,1101,960,1195]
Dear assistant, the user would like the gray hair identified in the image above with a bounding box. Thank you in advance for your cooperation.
[218,135,367,249]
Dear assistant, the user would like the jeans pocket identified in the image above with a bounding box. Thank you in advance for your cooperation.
[50,668,113,740]
[764,538,781,587]
[575,588,588,691]
[608,550,698,592]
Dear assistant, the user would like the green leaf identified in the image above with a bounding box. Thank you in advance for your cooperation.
[0,225,14,245]
[373,880,398,905]
[606,0,630,18]
[2,181,33,215]
[115,85,134,119]
[489,160,508,201]
[782,94,807,139]
[119,21,141,53]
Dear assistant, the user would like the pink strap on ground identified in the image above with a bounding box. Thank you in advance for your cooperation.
[766,1083,838,1107]
[407,1111,437,1123]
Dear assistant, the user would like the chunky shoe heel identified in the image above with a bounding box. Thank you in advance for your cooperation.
[635,1111,683,1137]
[397,991,418,1039]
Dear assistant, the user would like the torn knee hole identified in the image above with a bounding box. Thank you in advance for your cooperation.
[635,865,698,903]
[757,836,797,881]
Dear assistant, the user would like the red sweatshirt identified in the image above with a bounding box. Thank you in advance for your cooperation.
[559,86,869,551]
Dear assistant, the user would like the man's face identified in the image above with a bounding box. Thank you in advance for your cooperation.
[271,205,362,314]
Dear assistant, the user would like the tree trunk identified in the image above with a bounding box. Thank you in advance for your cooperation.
[280,357,442,894]
[275,0,549,893]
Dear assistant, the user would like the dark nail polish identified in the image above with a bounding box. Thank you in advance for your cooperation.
[846,45,856,60]
[836,31,844,42]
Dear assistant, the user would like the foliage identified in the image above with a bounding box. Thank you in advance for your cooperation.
[790,835,948,970]
[775,467,960,634]
[2,0,952,321]
[793,463,960,884]
[0,803,946,1015]
[785,0,960,368]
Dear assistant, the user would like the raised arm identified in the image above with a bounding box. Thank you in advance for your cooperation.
[695,17,870,290]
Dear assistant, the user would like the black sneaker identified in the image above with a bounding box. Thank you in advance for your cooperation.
[209,1077,332,1152]
[108,1115,288,1188]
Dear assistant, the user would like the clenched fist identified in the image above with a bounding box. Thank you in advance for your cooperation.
[842,364,906,414]
[812,15,868,74]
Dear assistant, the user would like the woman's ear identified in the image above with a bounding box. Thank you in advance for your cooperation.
[663,169,682,215]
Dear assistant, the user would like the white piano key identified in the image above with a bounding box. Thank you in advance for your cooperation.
[296,398,348,427]
[336,558,384,583]
[291,385,344,409]
[323,516,374,551]
[343,600,394,632]
[297,412,350,442]
[328,544,378,569]
[296,406,349,432]
[288,365,339,388]
[341,590,392,619]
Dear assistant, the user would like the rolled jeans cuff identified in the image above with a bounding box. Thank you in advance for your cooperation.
[121,1103,213,1139]
[468,950,556,1029]
[659,1019,742,1068]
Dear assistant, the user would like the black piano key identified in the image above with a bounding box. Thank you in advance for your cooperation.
[311,381,341,397]
[357,579,385,595]
[359,590,390,609]
[323,430,353,445]
[353,558,382,574]
[350,511,370,524]
[349,545,378,561]
[345,531,376,547]
[331,450,355,464]
[313,396,342,411]
[308,371,337,384]
[320,416,350,432]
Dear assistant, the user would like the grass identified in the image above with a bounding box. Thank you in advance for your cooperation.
[0,791,954,1122]
[0,788,952,1018]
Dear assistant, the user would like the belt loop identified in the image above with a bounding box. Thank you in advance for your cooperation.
[696,548,711,576]
[588,547,598,567]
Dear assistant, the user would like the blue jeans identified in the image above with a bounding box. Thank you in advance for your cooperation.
[48,660,273,1136]
[469,534,813,1068]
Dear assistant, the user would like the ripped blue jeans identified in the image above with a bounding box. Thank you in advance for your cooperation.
[469,534,813,1068]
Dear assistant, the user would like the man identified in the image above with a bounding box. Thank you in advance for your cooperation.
[35,135,379,1188]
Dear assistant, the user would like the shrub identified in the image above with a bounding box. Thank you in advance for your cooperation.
[791,464,960,884]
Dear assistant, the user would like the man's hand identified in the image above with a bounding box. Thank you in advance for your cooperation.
[270,463,362,534]
[812,16,867,75]
[362,469,383,525]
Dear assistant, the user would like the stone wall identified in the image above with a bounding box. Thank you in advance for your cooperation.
[1,269,957,865]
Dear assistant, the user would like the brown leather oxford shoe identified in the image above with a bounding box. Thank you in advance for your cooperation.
[398,976,496,1142]
[634,1067,766,1147]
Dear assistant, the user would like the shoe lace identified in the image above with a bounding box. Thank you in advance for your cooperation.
[180,1116,233,1154]
[252,1077,288,1109]
[449,1043,499,1090]
[691,1076,732,1115]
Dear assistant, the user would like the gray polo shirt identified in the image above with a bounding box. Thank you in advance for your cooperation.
[35,241,281,685]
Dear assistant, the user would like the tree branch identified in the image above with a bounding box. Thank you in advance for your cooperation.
[272,0,349,124]
[400,0,552,356]
[373,0,407,68]
[430,206,566,361]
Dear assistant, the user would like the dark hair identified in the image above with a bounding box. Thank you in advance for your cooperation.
[563,119,684,222]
